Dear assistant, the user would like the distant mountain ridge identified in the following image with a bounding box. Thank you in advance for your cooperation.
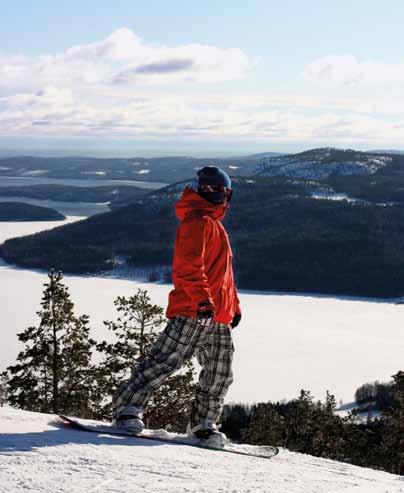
[2,148,404,184]
[371,149,404,155]
[0,155,262,183]
[256,147,400,179]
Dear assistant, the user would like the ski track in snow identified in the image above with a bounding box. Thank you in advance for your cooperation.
[1,407,404,493]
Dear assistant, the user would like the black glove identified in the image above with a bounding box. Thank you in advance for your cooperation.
[231,312,241,328]
[197,301,215,324]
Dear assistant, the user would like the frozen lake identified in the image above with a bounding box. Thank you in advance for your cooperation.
[1,219,404,405]
[0,175,167,216]
[0,196,110,216]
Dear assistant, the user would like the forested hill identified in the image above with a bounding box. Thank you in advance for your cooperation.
[0,202,65,221]
[1,148,403,183]
[3,176,404,298]
[256,147,401,179]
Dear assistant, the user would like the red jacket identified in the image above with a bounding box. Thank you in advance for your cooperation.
[166,187,241,325]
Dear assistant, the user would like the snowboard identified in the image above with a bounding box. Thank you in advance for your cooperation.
[58,415,279,460]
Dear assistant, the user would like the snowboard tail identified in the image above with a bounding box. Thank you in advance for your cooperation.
[58,415,279,460]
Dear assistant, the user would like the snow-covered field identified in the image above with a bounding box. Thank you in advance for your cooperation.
[1,407,404,493]
[1,220,404,405]
[0,215,84,241]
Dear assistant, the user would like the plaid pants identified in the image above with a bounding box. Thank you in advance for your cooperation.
[113,316,234,426]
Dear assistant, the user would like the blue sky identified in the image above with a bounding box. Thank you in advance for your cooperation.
[1,1,404,155]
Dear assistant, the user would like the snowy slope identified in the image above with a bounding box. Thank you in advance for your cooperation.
[1,407,404,493]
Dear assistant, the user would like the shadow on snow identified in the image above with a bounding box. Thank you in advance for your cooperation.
[0,420,162,454]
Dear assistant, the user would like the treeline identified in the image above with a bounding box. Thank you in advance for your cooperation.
[222,374,404,475]
[354,380,394,411]
[0,202,65,221]
[325,173,404,205]
[1,271,195,431]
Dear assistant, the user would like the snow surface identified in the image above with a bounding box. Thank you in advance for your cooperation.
[21,170,48,176]
[81,171,107,176]
[0,216,84,243]
[2,221,404,405]
[1,407,404,493]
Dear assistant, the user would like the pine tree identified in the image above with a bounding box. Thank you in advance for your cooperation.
[284,389,316,452]
[145,364,195,431]
[58,312,97,417]
[6,270,97,416]
[310,391,346,459]
[221,403,253,441]
[245,403,286,446]
[380,371,404,474]
[95,289,165,417]
[96,289,196,430]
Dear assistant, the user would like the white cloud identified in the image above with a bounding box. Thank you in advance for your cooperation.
[303,54,404,86]
[2,87,404,146]
[0,28,250,92]
[4,87,74,108]
[2,33,404,147]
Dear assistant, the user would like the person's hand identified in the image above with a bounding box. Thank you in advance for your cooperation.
[197,301,215,325]
[231,312,241,329]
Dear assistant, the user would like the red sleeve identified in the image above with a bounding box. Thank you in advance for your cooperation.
[172,216,214,310]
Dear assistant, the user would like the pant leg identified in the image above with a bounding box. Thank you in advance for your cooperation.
[114,316,204,418]
[190,322,234,426]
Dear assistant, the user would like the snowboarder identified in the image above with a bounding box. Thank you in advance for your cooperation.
[113,166,241,447]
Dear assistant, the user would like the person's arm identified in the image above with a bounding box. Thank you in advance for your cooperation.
[231,290,242,328]
[235,289,241,316]
[173,216,214,313]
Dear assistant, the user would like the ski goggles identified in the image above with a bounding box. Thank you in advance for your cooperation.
[198,184,233,202]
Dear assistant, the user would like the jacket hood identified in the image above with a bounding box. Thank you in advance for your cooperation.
[175,187,227,222]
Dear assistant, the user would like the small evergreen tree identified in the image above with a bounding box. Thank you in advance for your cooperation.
[245,403,286,446]
[310,391,346,460]
[221,403,253,441]
[285,389,316,451]
[145,367,195,431]
[94,289,165,416]
[6,270,97,416]
[375,382,394,411]
[380,371,404,474]
[96,289,196,430]
[355,382,377,405]
[58,312,97,417]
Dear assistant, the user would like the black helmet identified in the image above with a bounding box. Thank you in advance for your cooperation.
[197,166,232,204]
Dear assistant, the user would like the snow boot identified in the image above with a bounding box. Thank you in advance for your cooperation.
[187,419,227,448]
[114,406,145,434]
